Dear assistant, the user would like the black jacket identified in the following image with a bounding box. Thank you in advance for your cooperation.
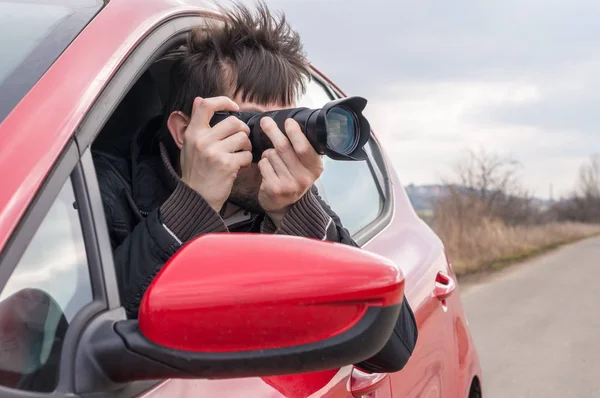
[92,120,418,373]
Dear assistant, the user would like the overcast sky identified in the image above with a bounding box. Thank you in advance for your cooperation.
[259,0,599,199]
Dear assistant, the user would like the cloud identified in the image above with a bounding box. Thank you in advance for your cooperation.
[255,0,598,197]
[469,59,600,136]
[266,0,600,90]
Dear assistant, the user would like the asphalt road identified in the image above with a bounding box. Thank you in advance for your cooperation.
[461,236,600,398]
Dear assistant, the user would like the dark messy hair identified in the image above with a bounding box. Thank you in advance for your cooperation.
[164,1,311,118]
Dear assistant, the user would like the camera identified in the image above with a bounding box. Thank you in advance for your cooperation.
[209,96,371,163]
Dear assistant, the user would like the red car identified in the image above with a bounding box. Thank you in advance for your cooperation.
[0,0,482,397]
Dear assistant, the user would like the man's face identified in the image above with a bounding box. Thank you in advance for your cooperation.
[228,93,294,213]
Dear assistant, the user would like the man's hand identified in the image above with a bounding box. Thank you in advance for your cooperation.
[180,97,252,213]
[258,117,324,227]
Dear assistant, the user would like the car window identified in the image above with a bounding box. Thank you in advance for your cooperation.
[0,0,102,123]
[0,177,93,393]
[298,79,384,236]
[0,3,69,85]
[297,77,334,109]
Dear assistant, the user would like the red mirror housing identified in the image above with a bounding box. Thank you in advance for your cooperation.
[138,233,404,353]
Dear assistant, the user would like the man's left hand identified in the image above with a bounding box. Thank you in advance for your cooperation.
[257,117,324,227]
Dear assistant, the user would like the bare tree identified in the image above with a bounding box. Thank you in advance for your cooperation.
[437,148,535,225]
[453,148,524,203]
[551,154,600,223]
[577,154,600,199]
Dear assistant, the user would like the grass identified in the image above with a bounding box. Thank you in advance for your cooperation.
[431,219,600,277]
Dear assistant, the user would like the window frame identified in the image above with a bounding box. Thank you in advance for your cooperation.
[306,75,394,246]
[75,15,209,152]
[71,13,224,397]
[0,140,109,397]
[73,15,216,302]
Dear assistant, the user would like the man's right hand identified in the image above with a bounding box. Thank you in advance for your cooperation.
[179,96,252,213]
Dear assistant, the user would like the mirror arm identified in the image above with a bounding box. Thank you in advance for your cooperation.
[75,309,189,394]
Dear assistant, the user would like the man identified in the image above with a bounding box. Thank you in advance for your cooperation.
[93,1,417,373]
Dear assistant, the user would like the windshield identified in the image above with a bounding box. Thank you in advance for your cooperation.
[0,0,102,123]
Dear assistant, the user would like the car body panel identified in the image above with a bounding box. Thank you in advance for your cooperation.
[0,0,482,396]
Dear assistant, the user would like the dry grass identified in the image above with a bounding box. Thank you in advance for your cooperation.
[436,220,600,275]
[430,197,600,276]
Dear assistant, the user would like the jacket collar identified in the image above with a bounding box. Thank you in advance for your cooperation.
[128,116,261,231]
[129,116,177,213]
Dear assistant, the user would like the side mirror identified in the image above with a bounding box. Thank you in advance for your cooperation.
[88,234,404,384]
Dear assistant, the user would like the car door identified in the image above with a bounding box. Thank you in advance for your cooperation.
[0,142,160,398]
[363,125,462,398]
[0,3,359,396]
[0,2,453,398]
[59,6,379,397]
[307,78,462,397]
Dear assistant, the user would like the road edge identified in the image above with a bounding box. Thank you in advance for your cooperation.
[456,233,600,288]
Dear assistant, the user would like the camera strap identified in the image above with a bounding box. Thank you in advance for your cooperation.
[250,116,264,163]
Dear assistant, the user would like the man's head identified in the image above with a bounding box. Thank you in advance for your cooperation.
[164,1,311,212]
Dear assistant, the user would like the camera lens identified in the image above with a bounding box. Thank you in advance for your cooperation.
[325,106,358,155]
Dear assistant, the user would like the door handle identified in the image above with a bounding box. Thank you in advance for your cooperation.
[434,271,456,301]
[349,368,389,397]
